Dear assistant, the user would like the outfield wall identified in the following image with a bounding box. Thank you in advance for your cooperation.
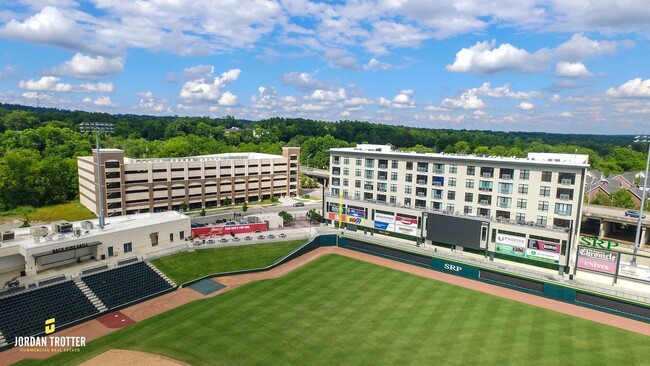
[338,236,650,323]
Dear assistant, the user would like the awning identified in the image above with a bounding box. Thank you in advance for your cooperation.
[33,241,102,258]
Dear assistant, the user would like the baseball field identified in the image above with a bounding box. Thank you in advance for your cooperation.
[14,254,650,365]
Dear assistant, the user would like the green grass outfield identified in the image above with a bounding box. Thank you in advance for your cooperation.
[16,255,650,366]
[151,240,306,284]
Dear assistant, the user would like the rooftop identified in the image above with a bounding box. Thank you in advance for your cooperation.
[330,144,590,167]
[1,211,189,251]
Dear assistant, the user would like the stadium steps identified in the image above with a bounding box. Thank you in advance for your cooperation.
[74,278,108,313]
[0,330,7,347]
[145,262,176,287]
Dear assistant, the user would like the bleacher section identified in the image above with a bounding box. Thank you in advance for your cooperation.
[0,281,98,344]
[82,262,175,310]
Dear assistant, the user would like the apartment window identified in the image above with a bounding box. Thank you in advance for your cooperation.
[365,170,374,179]
[432,176,445,186]
[343,157,350,165]
[332,167,341,176]
[480,167,494,178]
[541,171,552,182]
[105,161,120,169]
[446,204,455,212]
[390,196,397,204]
[449,177,457,187]
[554,203,572,216]
[536,216,548,226]
[405,173,413,183]
[343,179,349,187]
[500,168,514,180]
[332,178,340,186]
[169,233,174,242]
[390,184,397,192]
[479,181,493,192]
[433,163,444,173]
[343,189,349,198]
[539,186,551,197]
[465,192,473,202]
[377,182,387,192]
[343,168,349,176]
[449,164,458,174]
[332,156,340,165]
[467,166,475,176]
[556,188,574,200]
[378,159,388,169]
[464,206,473,215]
[331,188,340,196]
[391,160,399,169]
[417,175,428,184]
[516,198,527,209]
[558,173,576,185]
[465,179,475,189]
[518,184,529,195]
[123,242,133,253]
[364,192,373,200]
[515,213,526,223]
[432,189,443,200]
[498,182,513,194]
[497,197,512,208]
[355,169,361,177]
[150,232,159,247]
[553,218,571,228]
[418,162,429,172]
[406,161,413,170]
[447,191,456,200]
[365,159,375,168]
[364,181,374,190]
[404,197,412,206]
[356,158,362,166]
[390,172,398,181]
[520,169,530,180]
[179,231,184,240]
[355,180,361,188]
[355,191,361,200]
[405,186,412,194]
[538,201,549,212]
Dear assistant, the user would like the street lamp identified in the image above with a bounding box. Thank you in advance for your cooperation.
[632,134,650,266]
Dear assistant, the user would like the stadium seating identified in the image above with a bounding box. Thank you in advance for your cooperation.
[0,281,98,344]
[82,262,174,310]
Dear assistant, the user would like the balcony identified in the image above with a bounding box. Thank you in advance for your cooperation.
[434,169,444,174]
[482,173,493,178]
[500,175,512,180]
[417,180,427,185]
[432,195,442,200]
[479,200,491,205]
[417,168,428,172]
[379,164,387,169]
[416,192,426,197]
[479,187,493,192]
[560,179,573,185]
[559,194,571,201]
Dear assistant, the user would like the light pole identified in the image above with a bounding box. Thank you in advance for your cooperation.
[632,134,650,266]
[586,176,596,214]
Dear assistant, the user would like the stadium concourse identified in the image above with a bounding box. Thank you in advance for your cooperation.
[2,243,650,365]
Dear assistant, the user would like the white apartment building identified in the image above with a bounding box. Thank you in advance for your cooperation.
[327,144,589,271]
[78,147,300,217]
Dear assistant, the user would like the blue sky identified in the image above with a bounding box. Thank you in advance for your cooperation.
[0,1,649,134]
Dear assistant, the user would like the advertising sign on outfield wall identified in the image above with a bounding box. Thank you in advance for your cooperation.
[394,215,419,236]
[526,239,562,264]
[327,212,365,226]
[347,208,365,218]
[577,246,619,274]
[374,212,396,231]
[495,233,527,258]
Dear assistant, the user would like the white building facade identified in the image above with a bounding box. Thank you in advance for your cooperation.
[327,144,589,272]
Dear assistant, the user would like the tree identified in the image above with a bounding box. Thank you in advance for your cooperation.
[590,191,612,206]
[242,202,248,212]
[612,190,636,209]
[307,209,322,223]
[223,197,232,206]
[200,208,206,216]
[278,210,294,226]
[180,201,189,212]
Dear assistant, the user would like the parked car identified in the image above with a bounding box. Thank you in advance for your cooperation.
[267,234,276,239]
[625,210,646,219]
[244,236,253,241]
[279,233,286,238]
[232,237,241,242]
[293,202,305,207]
[257,235,265,240]
[219,238,228,243]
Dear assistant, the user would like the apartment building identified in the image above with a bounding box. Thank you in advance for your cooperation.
[78,147,300,216]
[326,144,589,271]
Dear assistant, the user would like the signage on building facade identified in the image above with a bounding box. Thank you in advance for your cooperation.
[576,246,618,274]
[52,243,89,254]
[526,239,562,264]
[579,236,620,250]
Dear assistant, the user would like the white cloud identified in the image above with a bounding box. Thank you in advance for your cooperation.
[92,95,117,107]
[363,58,394,71]
[280,71,323,91]
[442,90,486,110]
[446,40,550,74]
[363,20,430,54]
[218,91,239,106]
[19,76,72,92]
[518,101,535,110]
[78,82,114,92]
[607,78,650,98]
[474,82,540,99]
[0,66,16,80]
[560,111,573,117]
[324,49,360,70]
[179,68,241,101]
[138,91,170,113]
[51,53,124,79]
[378,89,416,109]
[555,61,592,78]
[307,88,347,102]
[182,65,214,80]
[554,33,618,62]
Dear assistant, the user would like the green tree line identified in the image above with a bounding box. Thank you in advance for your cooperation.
[0,104,644,210]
